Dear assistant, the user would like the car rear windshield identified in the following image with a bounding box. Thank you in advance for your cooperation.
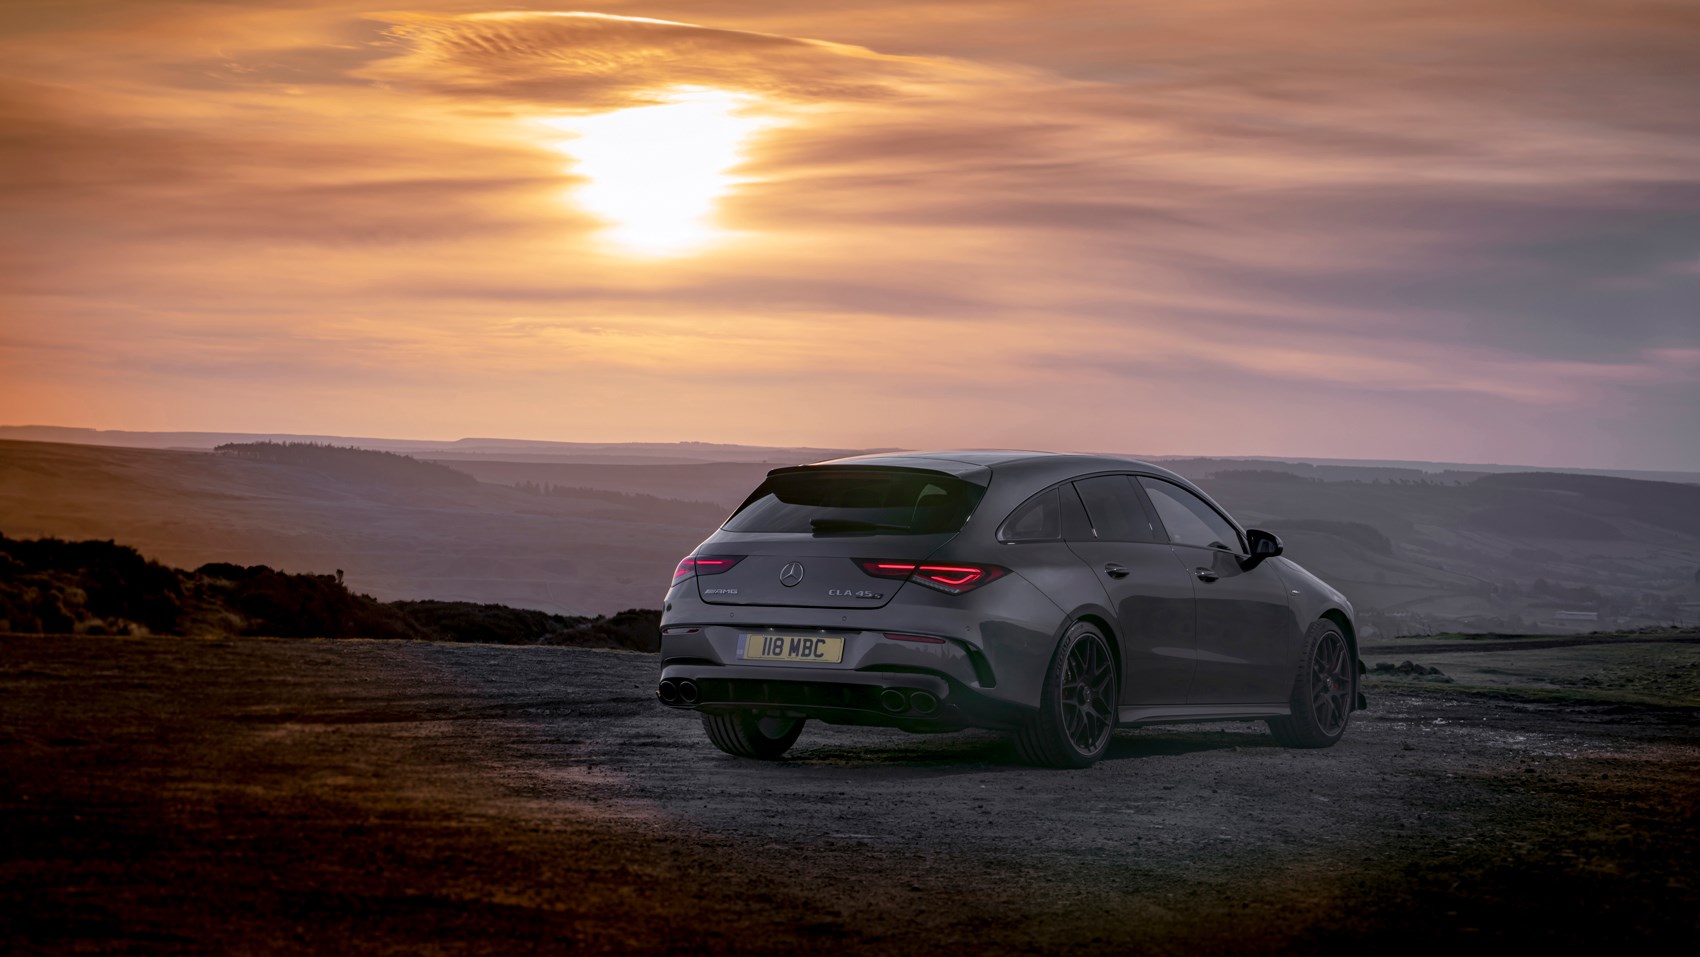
[723,468,987,535]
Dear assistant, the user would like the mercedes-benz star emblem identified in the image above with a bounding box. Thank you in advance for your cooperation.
[778,562,805,587]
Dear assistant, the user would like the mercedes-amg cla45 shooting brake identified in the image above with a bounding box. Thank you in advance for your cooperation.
[656,451,1364,767]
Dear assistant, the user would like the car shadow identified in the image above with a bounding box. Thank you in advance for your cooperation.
[1105,725,1282,760]
[775,722,1279,776]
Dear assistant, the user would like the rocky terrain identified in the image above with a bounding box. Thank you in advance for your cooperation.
[2,632,1695,953]
[0,533,658,650]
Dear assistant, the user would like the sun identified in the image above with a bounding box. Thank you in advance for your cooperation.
[540,87,772,256]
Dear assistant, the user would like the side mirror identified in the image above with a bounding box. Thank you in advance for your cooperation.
[1241,529,1283,569]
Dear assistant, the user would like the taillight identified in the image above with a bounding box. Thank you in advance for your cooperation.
[673,555,745,581]
[859,561,918,580]
[856,560,1008,595]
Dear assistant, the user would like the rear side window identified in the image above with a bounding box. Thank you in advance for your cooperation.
[999,487,1061,542]
[724,468,986,535]
[1072,475,1160,542]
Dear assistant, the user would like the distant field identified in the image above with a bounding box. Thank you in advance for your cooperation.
[1363,630,1700,707]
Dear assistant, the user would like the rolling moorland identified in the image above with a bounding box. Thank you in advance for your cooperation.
[0,437,1697,634]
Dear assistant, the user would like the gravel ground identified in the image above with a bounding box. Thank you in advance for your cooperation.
[2,635,1697,955]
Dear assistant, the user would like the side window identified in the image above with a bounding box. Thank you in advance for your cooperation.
[1139,478,1242,551]
[998,487,1060,542]
[1072,475,1159,542]
[1060,483,1095,541]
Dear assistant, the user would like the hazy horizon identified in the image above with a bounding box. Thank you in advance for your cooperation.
[3,2,1697,470]
[6,422,1700,481]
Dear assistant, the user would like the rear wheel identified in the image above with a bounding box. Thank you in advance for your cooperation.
[1014,622,1118,768]
[701,711,805,759]
[1267,620,1354,748]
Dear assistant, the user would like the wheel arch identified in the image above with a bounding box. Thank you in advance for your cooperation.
[1318,606,1365,711]
[1064,609,1123,693]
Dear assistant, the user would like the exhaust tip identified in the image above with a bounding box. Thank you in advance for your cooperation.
[909,691,938,715]
[878,689,908,714]
[657,679,679,704]
[678,679,701,705]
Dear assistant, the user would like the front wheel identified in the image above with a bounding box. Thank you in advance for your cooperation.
[1267,620,1355,748]
[1013,622,1118,768]
[701,711,805,759]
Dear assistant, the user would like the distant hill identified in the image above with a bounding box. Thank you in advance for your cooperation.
[216,442,476,488]
[0,439,723,615]
[1151,455,1700,486]
[2,437,1697,634]
[0,426,883,466]
[1189,469,1700,635]
[5,427,1697,482]
[1470,472,1700,538]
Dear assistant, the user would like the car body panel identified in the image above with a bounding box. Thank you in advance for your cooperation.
[1063,538,1198,705]
[1181,544,1301,705]
[690,531,960,609]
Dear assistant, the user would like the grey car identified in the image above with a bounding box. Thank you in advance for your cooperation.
[656,451,1363,767]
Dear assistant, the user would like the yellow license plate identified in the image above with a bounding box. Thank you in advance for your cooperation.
[740,634,845,663]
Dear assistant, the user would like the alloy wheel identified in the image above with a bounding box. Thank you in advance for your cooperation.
[1310,630,1351,736]
[1061,632,1116,753]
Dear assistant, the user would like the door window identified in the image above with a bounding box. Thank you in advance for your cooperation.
[1071,475,1160,542]
[1138,478,1242,551]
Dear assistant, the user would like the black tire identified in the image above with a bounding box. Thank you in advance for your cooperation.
[1267,619,1355,748]
[701,711,805,759]
[1013,622,1118,768]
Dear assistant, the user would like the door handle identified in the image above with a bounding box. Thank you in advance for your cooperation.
[1194,567,1219,583]
[1104,563,1130,579]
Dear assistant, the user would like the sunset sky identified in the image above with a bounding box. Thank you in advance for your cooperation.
[2,1,1697,469]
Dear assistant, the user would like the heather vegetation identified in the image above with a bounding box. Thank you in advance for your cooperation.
[0,534,659,650]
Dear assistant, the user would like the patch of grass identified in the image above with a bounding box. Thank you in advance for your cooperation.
[1365,676,1700,712]
[1391,626,1700,643]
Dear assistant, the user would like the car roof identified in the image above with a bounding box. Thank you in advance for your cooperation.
[808,449,1192,486]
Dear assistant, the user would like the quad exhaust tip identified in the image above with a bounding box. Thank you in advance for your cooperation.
[878,688,940,715]
[656,679,679,704]
[677,679,701,705]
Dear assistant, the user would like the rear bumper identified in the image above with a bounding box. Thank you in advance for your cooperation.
[656,662,1032,731]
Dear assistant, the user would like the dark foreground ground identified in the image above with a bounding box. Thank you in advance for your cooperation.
[2,636,1697,955]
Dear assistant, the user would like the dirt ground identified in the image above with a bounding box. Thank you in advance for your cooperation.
[2,635,1697,955]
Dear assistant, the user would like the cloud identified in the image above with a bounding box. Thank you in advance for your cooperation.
[361,11,988,109]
